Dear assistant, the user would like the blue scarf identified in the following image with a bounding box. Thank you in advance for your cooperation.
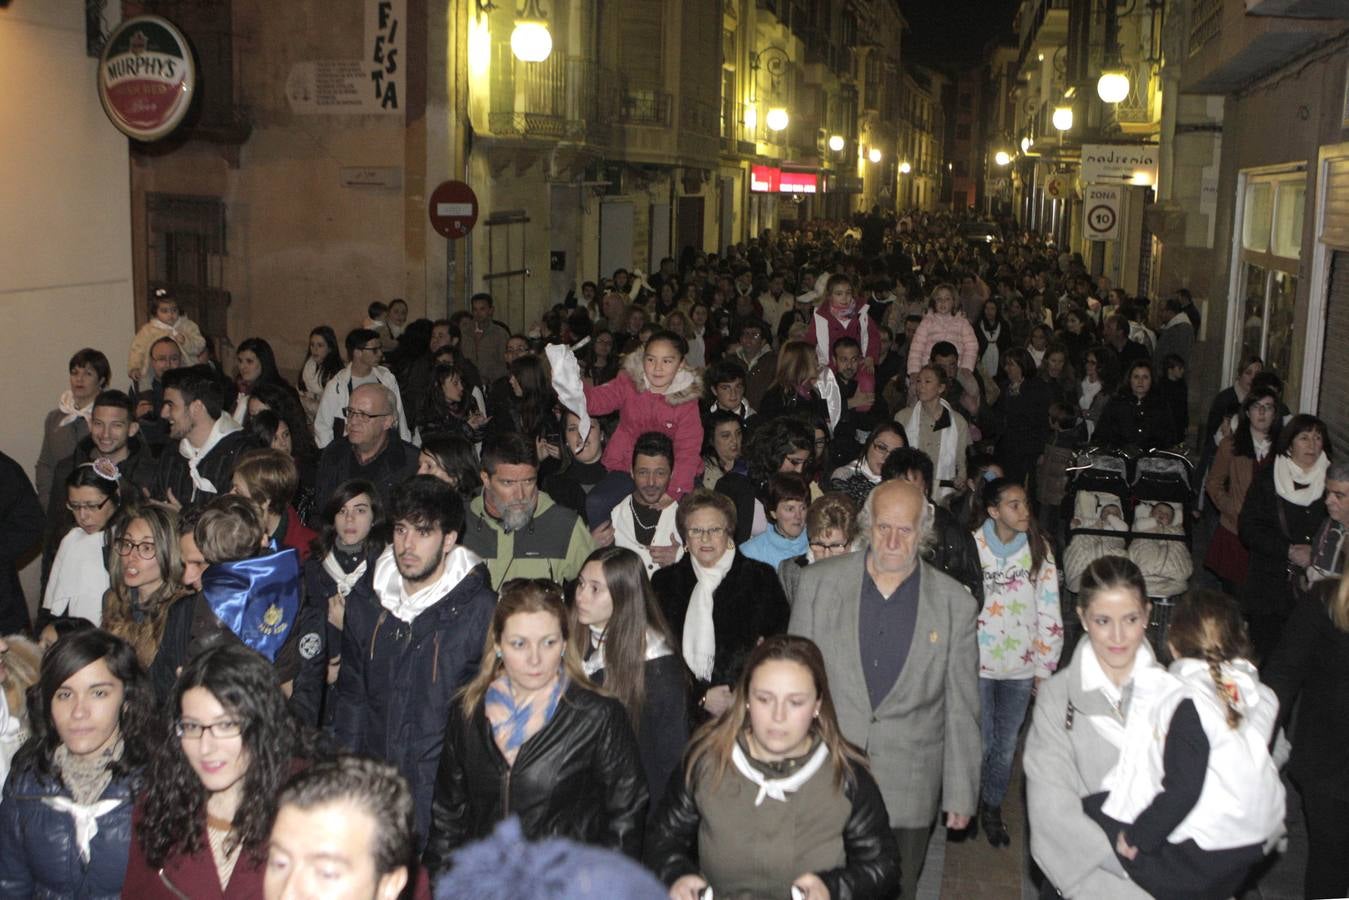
[981,518,1028,562]
[200,547,302,661]
[486,676,566,755]
[743,524,809,569]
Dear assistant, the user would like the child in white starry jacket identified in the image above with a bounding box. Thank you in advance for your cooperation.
[971,476,1064,847]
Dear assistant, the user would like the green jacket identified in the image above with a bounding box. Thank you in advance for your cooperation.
[462,490,594,588]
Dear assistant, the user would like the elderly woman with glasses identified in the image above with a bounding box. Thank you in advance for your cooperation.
[778,492,860,607]
[651,490,791,721]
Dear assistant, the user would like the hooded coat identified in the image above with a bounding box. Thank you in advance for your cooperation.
[583,352,704,499]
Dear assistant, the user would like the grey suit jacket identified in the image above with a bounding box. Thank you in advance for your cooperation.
[790,552,980,828]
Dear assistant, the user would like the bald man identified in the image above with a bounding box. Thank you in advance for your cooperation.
[312,383,418,523]
[789,479,980,900]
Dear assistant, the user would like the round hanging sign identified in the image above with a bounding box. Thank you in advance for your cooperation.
[97,16,196,142]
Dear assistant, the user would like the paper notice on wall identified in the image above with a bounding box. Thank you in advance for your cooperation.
[284,0,405,115]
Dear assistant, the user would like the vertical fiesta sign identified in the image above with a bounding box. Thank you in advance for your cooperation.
[367,0,404,111]
[97,16,196,141]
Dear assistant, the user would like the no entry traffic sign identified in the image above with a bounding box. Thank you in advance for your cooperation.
[429,180,479,239]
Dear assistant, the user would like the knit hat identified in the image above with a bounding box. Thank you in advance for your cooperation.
[433,817,667,900]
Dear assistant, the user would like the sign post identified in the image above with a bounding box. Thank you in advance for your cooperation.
[1083,184,1122,241]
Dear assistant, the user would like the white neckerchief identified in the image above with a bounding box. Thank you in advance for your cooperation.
[372,544,483,624]
[43,528,109,624]
[978,321,1002,379]
[57,391,94,429]
[813,305,871,366]
[545,343,592,443]
[301,357,325,396]
[1273,452,1328,507]
[1079,640,1170,749]
[1029,346,1046,367]
[322,551,368,597]
[1079,377,1103,413]
[906,400,957,499]
[682,548,735,681]
[815,366,842,432]
[584,626,672,676]
[178,413,242,495]
[42,796,122,864]
[731,741,830,806]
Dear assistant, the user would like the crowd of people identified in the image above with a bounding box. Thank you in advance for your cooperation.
[0,208,1343,899]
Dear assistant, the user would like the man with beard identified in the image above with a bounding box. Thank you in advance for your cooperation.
[332,476,495,842]
[605,432,683,576]
[152,365,251,511]
[461,431,594,588]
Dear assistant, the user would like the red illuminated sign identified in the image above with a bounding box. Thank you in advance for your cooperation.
[751,166,821,194]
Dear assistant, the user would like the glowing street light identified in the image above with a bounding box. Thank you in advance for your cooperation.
[994,150,1011,166]
[510,0,553,62]
[899,161,911,174]
[1052,105,1074,132]
[868,147,882,163]
[744,104,758,132]
[766,107,789,132]
[1020,136,1032,153]
[828,134,845,152]
[1097,67,1130,104]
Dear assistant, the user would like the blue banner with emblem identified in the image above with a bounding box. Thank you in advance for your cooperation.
[200,548,301,662]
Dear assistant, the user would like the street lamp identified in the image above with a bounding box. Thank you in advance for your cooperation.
[899,161,911,174]
[744,104,758,132]
[1052,105,1073,132]
[1097,67,1130,104]
[994,150,1011,166]
[868,147,882,163]
[766,107,789,132]
[1020,136,1032,153]
[828,134,845,152]
[510,0,552,62]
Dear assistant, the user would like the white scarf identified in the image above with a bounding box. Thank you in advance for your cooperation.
[545,343,592,442]
[583,626,672,676]
[41,796,122,864]
[1079,639,1166,749]
[372,544,483,624]
[1253,435,1271,462]
[731,741,830,806]
[682,548,735,681]
[906,400,958,500]
[178,413,242,495]
[1078,377,1102,412]
[57,391,94,428]
[43,528,109,625]
[1273,452,1329,507]
[815,366,842,432]
[978,321,1002,379]
[321,551,368,597]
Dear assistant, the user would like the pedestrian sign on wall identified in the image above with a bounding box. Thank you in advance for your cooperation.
[1084,183,1122,241]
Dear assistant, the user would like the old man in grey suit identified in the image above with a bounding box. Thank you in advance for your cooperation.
[789,479,980,900]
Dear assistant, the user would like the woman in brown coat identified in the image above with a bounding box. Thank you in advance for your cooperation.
[1204,386,1280,593]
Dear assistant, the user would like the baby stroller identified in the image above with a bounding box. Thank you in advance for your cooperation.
[1129,450,1195,658]
[1062,448,1132,594]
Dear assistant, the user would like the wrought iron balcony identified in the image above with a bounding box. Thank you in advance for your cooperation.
[618,89,674,126]
[487,55,618,144]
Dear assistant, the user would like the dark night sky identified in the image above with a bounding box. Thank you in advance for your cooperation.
[900,0,1022,69]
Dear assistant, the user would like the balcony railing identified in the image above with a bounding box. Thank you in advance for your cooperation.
[619,89,673,126]
[1017,0,1071,70]
[681,96,721,137]
[1110,61,1157,128]
[1188,0,1222,57]
[488,55,618,143]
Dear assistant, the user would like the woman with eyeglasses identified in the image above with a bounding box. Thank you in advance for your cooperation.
[652,490,791,722]
[778,492,859,607]
[422,579,647,876]
[42,463,120,628]
[122,641,320,898]
[100,506,191,697]
[0,629,158,899]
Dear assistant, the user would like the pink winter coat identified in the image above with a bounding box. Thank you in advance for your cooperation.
[906,311,979,375]
[584,351,705,498]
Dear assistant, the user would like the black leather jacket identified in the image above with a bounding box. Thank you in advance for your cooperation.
[927,505,984,604]
[645,756,899,899]
[423,683,648,876]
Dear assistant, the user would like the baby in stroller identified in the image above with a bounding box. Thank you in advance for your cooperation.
[1064,491,1129,592]
[1129,500,1193,598]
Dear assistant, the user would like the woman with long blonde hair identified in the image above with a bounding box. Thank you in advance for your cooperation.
[646,635,898,900]
[423,578,647,877]
[756,340,831,426]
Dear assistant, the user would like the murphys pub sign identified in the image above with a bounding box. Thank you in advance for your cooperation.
[98,16,196,142]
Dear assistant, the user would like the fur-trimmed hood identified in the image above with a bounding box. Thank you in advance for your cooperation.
[620,350,704,406]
